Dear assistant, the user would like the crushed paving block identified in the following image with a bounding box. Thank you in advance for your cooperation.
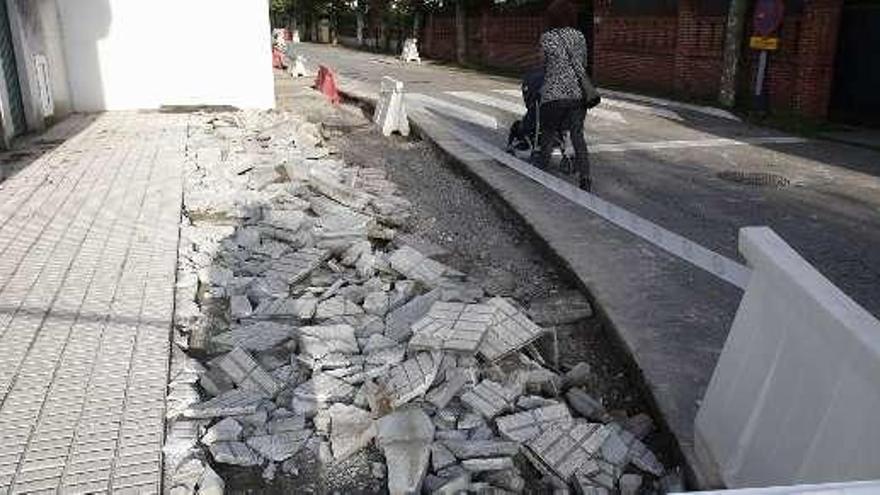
[252,297,303,318]
[363,291,391,316]
[622,413,655,440]
[309,168,374,210]
[461,457,514,472]
[292,372,356,406]
[385,288,442,342]
[209,442,263,466]
[600,426,631,466]
[628,438,665,476]
[184,389,265,419]
[329,404,376,461]
[298,324,359,360]
[527,421,607,481]
[316,295,365,319]
[561,362,593,390]
[212,322,295,352]
[365,345,406,367]
[431,443,458,471]
[443,440,520,459]
[215,347,283,397]
[377,408,434,495]
[362,334,397,353]
[517,395,560,410]
[230,295,253,319]
[484,470,526,493]
[566,388,610,423]
[270,248,329,284]
[496,403,573,442]
[201,418,243,446]
[388,246,450,287]
[409,302,495,354]
[572,471,611,495]
[478,298,546,362]
[460,379,520,418]
[457,412,486,430]
[619,474,643,495]
[246,429,312,462]
[426,368,469,409]
[379,351,442,407]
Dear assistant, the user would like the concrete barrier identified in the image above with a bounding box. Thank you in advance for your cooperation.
[695,227,880,488]
[373,77,409,137]
[401,38,421,64]
[690,480,880,495]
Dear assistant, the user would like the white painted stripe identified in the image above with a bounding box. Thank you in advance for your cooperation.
[439,122,752,289]
[599,88,741,121]
[601,97,684,121]
[591,136,807,153]
[406,93,498,130]
[490,89,627,124]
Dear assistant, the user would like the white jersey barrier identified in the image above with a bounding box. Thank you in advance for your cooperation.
[373,77,410,137]
[401,38,421,64]
[696,227,880,488]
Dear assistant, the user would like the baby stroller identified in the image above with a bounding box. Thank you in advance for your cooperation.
[506,69,574,173]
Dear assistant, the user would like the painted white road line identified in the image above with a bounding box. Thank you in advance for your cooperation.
[491,89,627,124]
[590,136,807,153]
[599,88,741,121]
[601,97,684,121]
[439,122,752,289]
[407,93,498,130]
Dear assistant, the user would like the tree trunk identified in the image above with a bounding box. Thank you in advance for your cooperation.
[413,10,422,39]
[357,10,365,45]
[719,0,749,108]
[455,0,467,64]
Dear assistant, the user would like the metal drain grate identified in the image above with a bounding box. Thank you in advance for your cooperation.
[717,170,790,188]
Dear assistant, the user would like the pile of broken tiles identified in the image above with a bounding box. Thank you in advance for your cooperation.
[163,110,676,495]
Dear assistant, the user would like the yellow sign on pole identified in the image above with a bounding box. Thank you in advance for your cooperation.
[750,36,779,50]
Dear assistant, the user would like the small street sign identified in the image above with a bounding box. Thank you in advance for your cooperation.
[753,0,785,37]
[749,36,780,51]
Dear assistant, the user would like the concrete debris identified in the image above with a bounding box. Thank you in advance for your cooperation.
[478,298,546,362]
[461,379,520,418]
[209,441,263,466]
[377,408,434,495]
[170,110,670,494]
[328,403,376,461]
[409,301,496,354]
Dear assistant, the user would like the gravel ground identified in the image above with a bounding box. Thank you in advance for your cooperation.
[207,75,681,494]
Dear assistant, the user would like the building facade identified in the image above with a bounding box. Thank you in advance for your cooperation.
[419,0,878,124]
[0,0,275,148]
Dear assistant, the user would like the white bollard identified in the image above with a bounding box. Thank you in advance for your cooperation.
[373,77,410,137]
[400,38,421,64]
[289,55,308,78]
[291,29,301,44]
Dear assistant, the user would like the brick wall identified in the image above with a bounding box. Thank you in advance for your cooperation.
[593,14,678,93]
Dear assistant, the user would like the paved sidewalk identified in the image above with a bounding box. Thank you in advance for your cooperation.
[0,112,186,494]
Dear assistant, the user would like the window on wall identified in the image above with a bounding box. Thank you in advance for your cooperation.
[609,0,677,16]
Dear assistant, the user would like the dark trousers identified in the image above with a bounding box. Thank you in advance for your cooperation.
[535,99,590,178]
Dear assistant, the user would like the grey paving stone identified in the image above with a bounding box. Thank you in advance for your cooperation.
[527,291,593,326]
[409,302,495,354]
[566,388,610,423]
[496,403,573,443]
[443,440,520,459]
[385,288,442,342]
[377,408,434,495]
[201,418,243,446]
[230,295,253,319]
[426,368,469,409]
[461,457,514,472]
[212,322,295,352]
[315,295,365,320]
[478,297,546,362]
[328,404,376,461]
[245,429,312,462]
[527,420,623,481]
[292,372,356,406]
[388,246,450,287]
[431,442,457,472]
[298,324,359,360]
[214,347,283,398]
[268,248,328,285]
[209,442,263,466]
[184,389,264,419]
[460,379,519,418]
[379,351,442,407]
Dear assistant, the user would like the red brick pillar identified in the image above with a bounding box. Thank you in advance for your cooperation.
[480,6,490,66]
[674,0,697,96]
[425,13,435,57]
[592,0,613,85]
[792,0,843,119]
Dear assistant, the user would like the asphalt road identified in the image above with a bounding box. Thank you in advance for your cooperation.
[294,43,880,318]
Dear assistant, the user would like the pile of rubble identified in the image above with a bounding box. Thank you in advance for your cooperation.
[164,110,676,495]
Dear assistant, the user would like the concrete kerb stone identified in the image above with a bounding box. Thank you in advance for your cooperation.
[335,80,698,486]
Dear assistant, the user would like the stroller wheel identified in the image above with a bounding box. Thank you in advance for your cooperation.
[560,155,575,175]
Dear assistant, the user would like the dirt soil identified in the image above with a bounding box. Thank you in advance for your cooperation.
[216,75,678,494]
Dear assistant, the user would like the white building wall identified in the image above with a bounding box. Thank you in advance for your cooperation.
[57,0,274,111]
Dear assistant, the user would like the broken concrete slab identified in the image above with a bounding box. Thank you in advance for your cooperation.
[209,441,263,466]
[376,408,434,495]
[461,457,514,472]
[621,413,655,440]
[528,291,593,326]
[478,298,546,362]
[409,301,495,354]
[380,351,442,407]
[201,418,243,446]
[292,372,356,406]
[362,334,397,354]
[184,389,265,419]
[309,168,374,211]
[431,442,457,472]
[298,324,359,360]
[385,288,441,342]
[316,295,365,319]
[363,291,390,316]
[443,440,520,459]
[214,347,284,397]
[270,248,329,285]
[328,403,376,461]
[426,368,469,410]
[212,322,295,352]
[460,379,520,419]
[230,295,253,319]
[565,389,610,423]
[496,403,573,443]
[246,428,312,462]
[527,421,612,481]
[388,246,451,287]
[561,362,593,391]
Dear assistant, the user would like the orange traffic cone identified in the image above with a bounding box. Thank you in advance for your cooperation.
[314,65,341,105]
